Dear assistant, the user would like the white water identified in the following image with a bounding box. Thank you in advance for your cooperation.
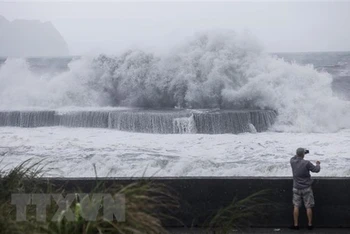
[1,31,350,133]
[1,127,350,177]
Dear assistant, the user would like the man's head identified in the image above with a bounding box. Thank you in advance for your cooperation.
[296,148,306,158]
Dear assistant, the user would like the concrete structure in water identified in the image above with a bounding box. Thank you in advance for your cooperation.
[0,109,277,134]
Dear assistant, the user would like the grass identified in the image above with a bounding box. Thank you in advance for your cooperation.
[0,160,48,234]
[0,160,275,234]
[0,160,180,234]
[207,190,275,234]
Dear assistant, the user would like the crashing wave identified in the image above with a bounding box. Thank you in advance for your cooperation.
[0,30,350,132]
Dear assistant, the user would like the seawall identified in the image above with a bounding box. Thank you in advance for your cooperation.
[0,109,277,134]
[43,177,350,228]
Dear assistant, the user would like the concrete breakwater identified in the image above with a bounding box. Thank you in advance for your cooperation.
[0,109,277,134]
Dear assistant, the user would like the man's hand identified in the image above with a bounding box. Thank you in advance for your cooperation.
[316,161,321,165]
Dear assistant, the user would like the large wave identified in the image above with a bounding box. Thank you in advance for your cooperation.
[1,30,350,132]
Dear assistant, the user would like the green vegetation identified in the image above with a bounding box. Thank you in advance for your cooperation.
[0,160,274,234]
[0,160,179,234]
[207,190,274,234]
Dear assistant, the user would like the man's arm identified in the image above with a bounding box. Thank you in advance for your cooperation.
[308,161,320,173]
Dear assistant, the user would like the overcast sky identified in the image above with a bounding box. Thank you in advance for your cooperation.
[1,1,350,55]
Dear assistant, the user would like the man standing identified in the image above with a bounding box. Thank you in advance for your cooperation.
[290,148,320,230]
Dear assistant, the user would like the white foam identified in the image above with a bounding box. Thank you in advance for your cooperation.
[1,127,350,178]
[1,31,350,132]
[173,114,197,133]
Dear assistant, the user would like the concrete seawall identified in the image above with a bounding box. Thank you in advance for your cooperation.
[0,109,277,134]
[43,177,350,228]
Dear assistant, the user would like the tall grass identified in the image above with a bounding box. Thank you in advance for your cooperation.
[208,190,274,234]
[1,160,275,234]
[0,160,179,234]
[0,160,48,234]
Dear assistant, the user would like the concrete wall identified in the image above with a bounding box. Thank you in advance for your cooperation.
[44,177,350,228]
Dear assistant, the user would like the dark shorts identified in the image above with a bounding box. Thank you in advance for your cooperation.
[292,187,315,208]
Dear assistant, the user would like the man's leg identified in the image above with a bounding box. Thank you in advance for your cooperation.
[292,188,301,228]
[293,206,300,226]
[303,187,315,229]
[306,207,313,226]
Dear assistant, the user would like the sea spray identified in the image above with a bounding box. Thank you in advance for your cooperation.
[0,30,350,132]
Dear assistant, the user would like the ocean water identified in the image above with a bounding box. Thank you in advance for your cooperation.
[1,31,350,177]
[1,127,350,177]
[1,32,350,133]
[3,52,348,96]
[275,52,350,100]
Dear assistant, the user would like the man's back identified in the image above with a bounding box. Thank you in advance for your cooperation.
[290,148,321,230]
[290,156,320,189]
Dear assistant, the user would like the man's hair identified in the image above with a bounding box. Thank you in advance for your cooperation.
[296,148,305,157]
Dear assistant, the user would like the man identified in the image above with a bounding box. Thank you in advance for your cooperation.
[290,148,320,230]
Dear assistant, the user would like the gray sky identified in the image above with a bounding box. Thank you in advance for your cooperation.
[1,1,350,55]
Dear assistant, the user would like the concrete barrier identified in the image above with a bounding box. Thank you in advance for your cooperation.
[43,177,350,228]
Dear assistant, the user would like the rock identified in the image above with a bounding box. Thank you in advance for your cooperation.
[0,15,69,57]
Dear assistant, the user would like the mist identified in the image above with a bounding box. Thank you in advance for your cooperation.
[0,1,350,55]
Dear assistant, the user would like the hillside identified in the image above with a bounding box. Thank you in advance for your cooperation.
[0,15,69,57]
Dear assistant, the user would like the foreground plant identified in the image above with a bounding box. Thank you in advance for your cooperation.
[0,160,179,234]
[0,160,49,234]
[208,190,274,234]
